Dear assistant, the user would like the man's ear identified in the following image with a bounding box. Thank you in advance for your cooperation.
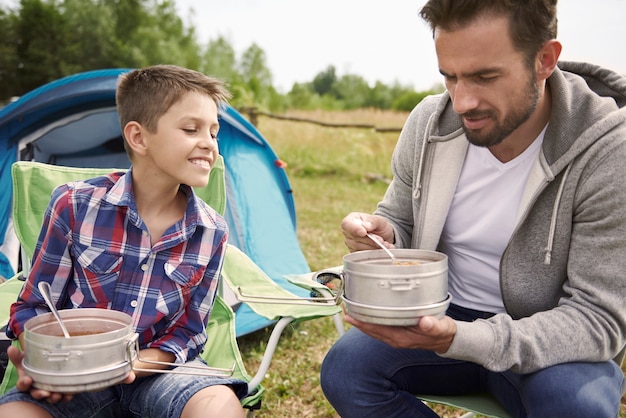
[536,39,562,81]
[123,121,148,156]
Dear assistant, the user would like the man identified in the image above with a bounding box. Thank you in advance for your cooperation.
[320,1,626,417]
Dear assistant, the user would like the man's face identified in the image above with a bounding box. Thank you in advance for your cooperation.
[435,15,540,147]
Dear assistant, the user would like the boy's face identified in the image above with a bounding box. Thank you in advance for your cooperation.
[144,91,220,188]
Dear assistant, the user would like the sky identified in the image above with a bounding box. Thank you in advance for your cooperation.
[174,0,626,93]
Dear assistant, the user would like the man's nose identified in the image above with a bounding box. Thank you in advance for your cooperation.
[451,81,480,115]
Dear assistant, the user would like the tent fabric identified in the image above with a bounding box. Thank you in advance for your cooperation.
[0,69,311,336]
[0,146,18,278]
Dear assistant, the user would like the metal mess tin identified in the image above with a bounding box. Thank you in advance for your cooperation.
[23,308,135,393]
[335,249,451,325]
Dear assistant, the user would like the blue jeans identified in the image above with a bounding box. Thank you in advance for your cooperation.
[0,358,248,417]
[320,304,624,418]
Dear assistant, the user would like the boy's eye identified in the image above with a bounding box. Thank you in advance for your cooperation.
[183,128,197,134]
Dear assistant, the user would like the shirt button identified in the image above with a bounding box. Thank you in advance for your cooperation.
[130,300,138,308]
[142,230,148,237]
[141,264,148,271]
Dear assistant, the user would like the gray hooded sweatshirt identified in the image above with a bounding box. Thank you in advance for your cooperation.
[375,61,626,374]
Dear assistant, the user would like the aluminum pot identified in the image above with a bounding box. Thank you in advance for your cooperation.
[342,294,451,326]
[342,249,448,307]
[313,249,451,325]
[23,308,135,393]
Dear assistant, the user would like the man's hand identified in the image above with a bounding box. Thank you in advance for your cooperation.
[344,313,457,353]
[341,212,395,253]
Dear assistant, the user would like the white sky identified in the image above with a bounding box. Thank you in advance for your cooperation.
[175,0,626,93]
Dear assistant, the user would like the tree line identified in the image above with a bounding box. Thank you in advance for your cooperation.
[0,0,442,112]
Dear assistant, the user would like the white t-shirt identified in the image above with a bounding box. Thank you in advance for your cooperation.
[440,129,545,313]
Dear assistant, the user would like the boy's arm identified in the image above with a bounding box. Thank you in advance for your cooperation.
[131,348,176,376]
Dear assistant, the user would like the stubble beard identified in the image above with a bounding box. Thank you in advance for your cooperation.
[462,72,541,148]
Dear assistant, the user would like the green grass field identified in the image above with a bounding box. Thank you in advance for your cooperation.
[237,109,626,418]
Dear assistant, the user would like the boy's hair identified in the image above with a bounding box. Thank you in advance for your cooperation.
[419,0,558,67]
[115,65,232,156]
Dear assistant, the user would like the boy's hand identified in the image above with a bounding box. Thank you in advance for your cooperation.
[7,344,74,403]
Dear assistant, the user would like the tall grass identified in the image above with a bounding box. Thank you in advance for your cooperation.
[237,109,626,418]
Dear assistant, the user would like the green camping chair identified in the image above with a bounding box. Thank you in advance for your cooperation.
[417,393,513,418]
[0,159,342,416]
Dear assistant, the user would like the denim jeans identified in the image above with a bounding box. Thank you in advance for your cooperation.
[320,304,624,418]
[0,358,248,417]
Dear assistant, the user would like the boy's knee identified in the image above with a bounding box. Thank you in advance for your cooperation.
[0,401,52,418]
[182,385,244,418]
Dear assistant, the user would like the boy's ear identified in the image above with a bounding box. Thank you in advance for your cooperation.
[123,121,148,156]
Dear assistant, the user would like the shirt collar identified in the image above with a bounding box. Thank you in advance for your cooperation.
[104,168,218,230]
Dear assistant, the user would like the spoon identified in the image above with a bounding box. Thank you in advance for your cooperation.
[38,281,70,338]
[353,218,399,264]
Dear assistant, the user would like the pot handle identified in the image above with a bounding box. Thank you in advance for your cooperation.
[125,333,235,377]
[381,278,421,291]
[233,270,344,306]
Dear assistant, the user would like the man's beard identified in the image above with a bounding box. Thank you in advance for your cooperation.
[462,73,540,148]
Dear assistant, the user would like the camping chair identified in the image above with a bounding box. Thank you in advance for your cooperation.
[0,158,342,416]
[416,393,513,418]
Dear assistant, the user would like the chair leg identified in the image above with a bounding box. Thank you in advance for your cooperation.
[332,312,345,336]
[246,316,296,392]
[246,409,255,418]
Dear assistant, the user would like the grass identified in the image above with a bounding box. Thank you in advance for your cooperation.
[236,109,626,418]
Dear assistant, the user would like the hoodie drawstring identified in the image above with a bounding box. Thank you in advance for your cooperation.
[414,116,434,201]
[544,162,572,265]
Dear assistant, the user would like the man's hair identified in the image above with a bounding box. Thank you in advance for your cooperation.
[116,64,232,146]
[419,0,558,65]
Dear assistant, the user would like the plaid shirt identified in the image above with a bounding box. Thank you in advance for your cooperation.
[8,169,228,364]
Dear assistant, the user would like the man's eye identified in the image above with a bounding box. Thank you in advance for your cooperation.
[477,76,497,83]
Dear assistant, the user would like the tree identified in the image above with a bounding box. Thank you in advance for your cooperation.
[311,65,337,96]
[237,43,273,108]
[59,0,118,72]
[331,74,370,109]
[10,0,71,94]
[0,7,19,100]
[0,0,203,100]
[201,36,239,81]
[119,0,201,69]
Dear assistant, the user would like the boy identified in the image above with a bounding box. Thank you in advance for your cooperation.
[0,65,247,418]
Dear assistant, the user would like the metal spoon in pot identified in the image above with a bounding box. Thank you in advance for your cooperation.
[38,281,70,338]
[353,218,399,264]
